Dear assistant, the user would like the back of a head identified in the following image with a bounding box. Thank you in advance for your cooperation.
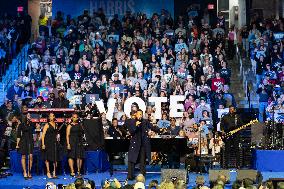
[176,179,186,189]
[75,178,84,189]
[216,179,225,187]
[105,187,116,189]
[196,176,205,186]
[243,178,254,188]
[212,184,224,189]
[66,184,76,189]
[149,180,159,189]
[88,180,95,189]
[136,174,145,183]
[217,175,227,184]
[134,182,145,189]
[160,180,175,189]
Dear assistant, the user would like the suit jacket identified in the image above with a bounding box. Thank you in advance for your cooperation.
[126,118,152,163]
[220,113,243,135]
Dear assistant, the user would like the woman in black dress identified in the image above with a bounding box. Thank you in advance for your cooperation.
[41,112,59,179]
[66,113,85,177]
[16,113,34,179]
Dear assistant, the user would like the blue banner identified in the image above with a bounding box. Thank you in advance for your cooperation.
[52,0,174,19]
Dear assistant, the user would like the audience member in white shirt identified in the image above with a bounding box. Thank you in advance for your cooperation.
[131,54,143,72]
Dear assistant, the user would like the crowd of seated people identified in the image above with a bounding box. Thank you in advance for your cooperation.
[240,16,284,123]
[0,12,32,78]
[0,7,239,169]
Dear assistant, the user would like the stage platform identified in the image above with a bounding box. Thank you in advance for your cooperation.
[253,150,284,172]
[0,167,284,189]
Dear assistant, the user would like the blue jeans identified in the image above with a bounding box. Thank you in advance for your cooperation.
[256,74,263,88]
[259,102,268,122]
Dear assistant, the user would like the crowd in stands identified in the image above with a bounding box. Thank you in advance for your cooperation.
[0,12,32,78]
[0,5,283,189]
[1,7,237,158]
[239,16,284,123]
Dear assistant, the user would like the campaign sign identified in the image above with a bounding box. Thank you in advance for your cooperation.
[107,35,120,42]
[274,32,284,40]
[37,87,49,101]
[70,95,83,105]
[175,43,188,52]
[86,94,100,103]
[111,84,124,94]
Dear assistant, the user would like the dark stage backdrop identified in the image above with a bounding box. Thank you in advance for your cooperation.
[0,0,28,16]
[83,118,105,151]
[52,0,174,18]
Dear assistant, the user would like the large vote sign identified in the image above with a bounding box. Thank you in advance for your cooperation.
[53,0,174,19]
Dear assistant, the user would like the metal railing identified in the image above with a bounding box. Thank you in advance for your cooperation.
[2,44,29,92]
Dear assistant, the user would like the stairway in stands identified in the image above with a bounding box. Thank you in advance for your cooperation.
[0,45,29,104]
[229,53,259,168]
[229,55,259,109]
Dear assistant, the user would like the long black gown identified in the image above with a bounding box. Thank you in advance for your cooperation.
[17,123,34,155]
[42,123,59,162]
[67,123,85,159]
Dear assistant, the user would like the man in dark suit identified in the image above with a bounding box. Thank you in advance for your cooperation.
[127,109,152,180]
[220,105,243,169]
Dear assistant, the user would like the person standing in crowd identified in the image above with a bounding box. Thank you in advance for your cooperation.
[16,113,33,179]
[66,113,85,177]
[41,113,59,179]
[256,83,270,122]
[220,106,243,169]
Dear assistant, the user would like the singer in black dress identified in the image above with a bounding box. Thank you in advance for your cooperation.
[66,113,85,177]
[42,112,59,179]
[16,113,34,179]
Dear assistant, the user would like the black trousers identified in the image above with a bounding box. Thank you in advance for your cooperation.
[167,151,180,169]
[128,146,146,179]
[223,137,240,168]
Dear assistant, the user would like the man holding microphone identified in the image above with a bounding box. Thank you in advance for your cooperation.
[127,109,155,180]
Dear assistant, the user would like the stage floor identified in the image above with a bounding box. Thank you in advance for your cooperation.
[0,169,284,189]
